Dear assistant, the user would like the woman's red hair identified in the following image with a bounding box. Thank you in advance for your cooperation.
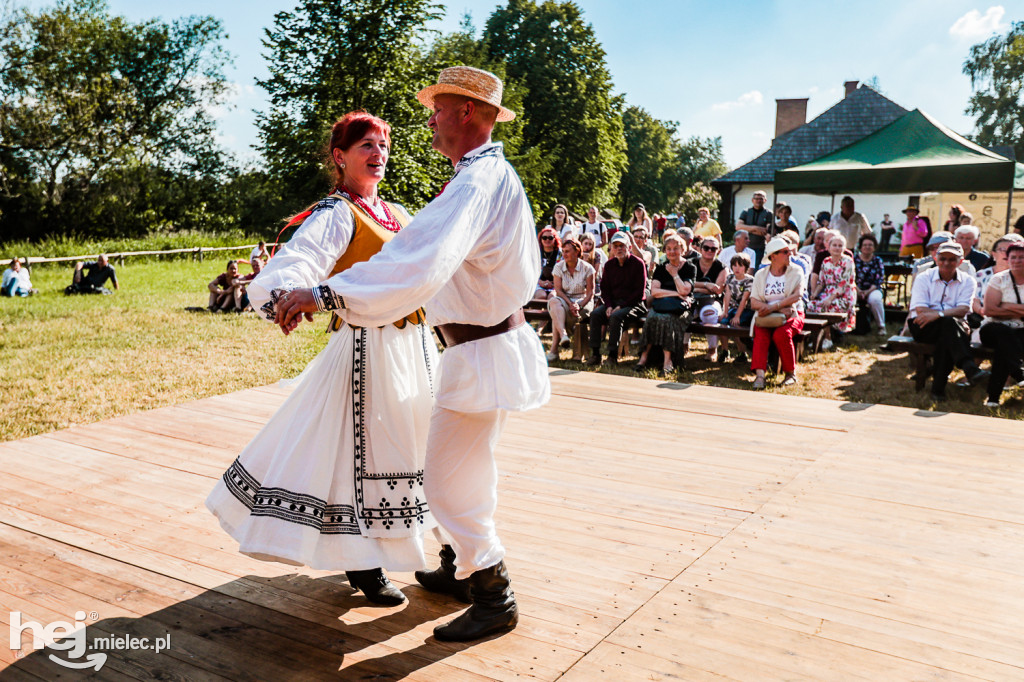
[538,226,561,251]
[327,111,392,189]
[274,112,393,253]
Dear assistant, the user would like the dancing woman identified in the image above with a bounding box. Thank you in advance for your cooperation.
[206,112,438,605]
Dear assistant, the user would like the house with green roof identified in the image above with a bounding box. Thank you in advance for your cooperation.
[712,81,909,237]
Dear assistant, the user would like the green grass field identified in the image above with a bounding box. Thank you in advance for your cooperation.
[1,258,328,441]
[2,256,1020,443]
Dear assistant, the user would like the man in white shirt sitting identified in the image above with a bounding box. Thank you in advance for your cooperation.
[718,230,757,270]
[907,242,989,399]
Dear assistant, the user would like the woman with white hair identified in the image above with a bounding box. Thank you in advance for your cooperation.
[808,233,857,335]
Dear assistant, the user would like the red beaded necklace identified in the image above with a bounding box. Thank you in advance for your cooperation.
[338,184,402,233]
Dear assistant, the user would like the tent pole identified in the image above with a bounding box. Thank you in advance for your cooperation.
[830,193,836,214]
[1007,189,1014,234]
[771,187,777,238]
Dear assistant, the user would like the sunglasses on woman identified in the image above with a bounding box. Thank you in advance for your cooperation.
[540,236,554,241]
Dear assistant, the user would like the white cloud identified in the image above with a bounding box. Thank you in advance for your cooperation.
[711,90,764,112]
[949,6,1006,40]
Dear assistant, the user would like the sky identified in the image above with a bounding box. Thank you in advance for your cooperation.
[68,1,1023,170]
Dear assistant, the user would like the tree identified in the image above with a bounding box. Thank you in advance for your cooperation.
[485,0,626,213]
[963,21,1024,161]
[258,0,449,216]
[676,136,728,190]
[673,183,721,228]
[0,0,231,240]
[425,13,552,220]
[616,106,679,217]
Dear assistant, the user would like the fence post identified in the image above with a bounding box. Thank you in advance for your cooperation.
[198,247,203,262]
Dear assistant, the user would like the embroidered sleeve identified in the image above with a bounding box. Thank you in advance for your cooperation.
[312,284,345,312]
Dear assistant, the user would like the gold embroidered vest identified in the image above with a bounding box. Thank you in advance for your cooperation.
[327,196,425,331]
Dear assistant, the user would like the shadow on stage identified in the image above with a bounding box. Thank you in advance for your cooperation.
[1,573,474,680]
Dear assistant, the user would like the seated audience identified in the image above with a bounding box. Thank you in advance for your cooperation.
[689,237,727,361]
[579,233,607,295]
[588,233,647,366]
[2,258,36,297]
[808,233,857,337]
[534,227,562,302]
[979,243,1024,407]
[635,234,695,375]
[719,252,754,363]
[629,226,658,275]
[907,242,988,400]
[973,235,1024,320]
[208,260,246,313]
[955,225,991,272]
[799,226,827,258]
[749,237,805,389]
[718,230,756,269]
[546,237,596,361]
[912,232,976,278]
[677,227,700,262]
[854,233,887,335]
[66,254,118,295]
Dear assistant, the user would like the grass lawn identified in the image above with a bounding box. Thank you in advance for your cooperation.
[2,258,1021,443]
[1,258,328,442]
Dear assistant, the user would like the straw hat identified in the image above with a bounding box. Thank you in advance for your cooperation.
[416,66,515,122]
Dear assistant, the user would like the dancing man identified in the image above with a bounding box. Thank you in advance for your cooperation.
[276,66,550,642]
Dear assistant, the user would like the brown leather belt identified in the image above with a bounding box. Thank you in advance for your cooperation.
[436,309,526,348]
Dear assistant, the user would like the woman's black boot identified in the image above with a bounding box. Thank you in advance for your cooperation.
[345,568,406,606]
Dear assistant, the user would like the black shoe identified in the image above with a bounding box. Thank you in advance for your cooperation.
[433,561,518,642]
[414,545,471,604]
[586,353,601,366]
[930,389,947,402]
[732,352,748,365]
[716,346,728,363]
[345,568,406,606]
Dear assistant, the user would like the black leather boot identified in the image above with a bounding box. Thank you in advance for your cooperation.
[345,568,406,606]
[433,561,518,642]
[415,545,471,603]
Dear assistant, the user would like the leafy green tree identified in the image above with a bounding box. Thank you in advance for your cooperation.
[673,182,721,229]
[258,0,449,216]
[484,0,626,213]
[676,136,728,190]
[425,13,551,220]
[0,0,231,240]
[616,106,679,217]
[963,21,1024,160]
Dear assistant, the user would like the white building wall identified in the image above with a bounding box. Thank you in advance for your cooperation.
[727,184,914,242]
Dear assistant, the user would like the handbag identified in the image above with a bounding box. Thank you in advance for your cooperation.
[754,311,786,328]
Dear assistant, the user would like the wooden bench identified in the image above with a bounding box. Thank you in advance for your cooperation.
[885,335,994,391]
[688,323,811,362]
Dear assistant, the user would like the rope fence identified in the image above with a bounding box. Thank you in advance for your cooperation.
[15,243,279,268]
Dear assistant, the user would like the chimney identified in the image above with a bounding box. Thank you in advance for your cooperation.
[844,80,859,98]
[775,98,808,139]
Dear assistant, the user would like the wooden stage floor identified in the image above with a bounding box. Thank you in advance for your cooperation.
[1,369,1022,680]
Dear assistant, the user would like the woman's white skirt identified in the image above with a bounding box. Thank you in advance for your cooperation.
[206,322,439,572]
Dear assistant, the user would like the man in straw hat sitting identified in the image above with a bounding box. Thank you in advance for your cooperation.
[275,66,549,642]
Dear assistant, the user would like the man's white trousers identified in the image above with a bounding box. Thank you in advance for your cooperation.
[424,407,508,580]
